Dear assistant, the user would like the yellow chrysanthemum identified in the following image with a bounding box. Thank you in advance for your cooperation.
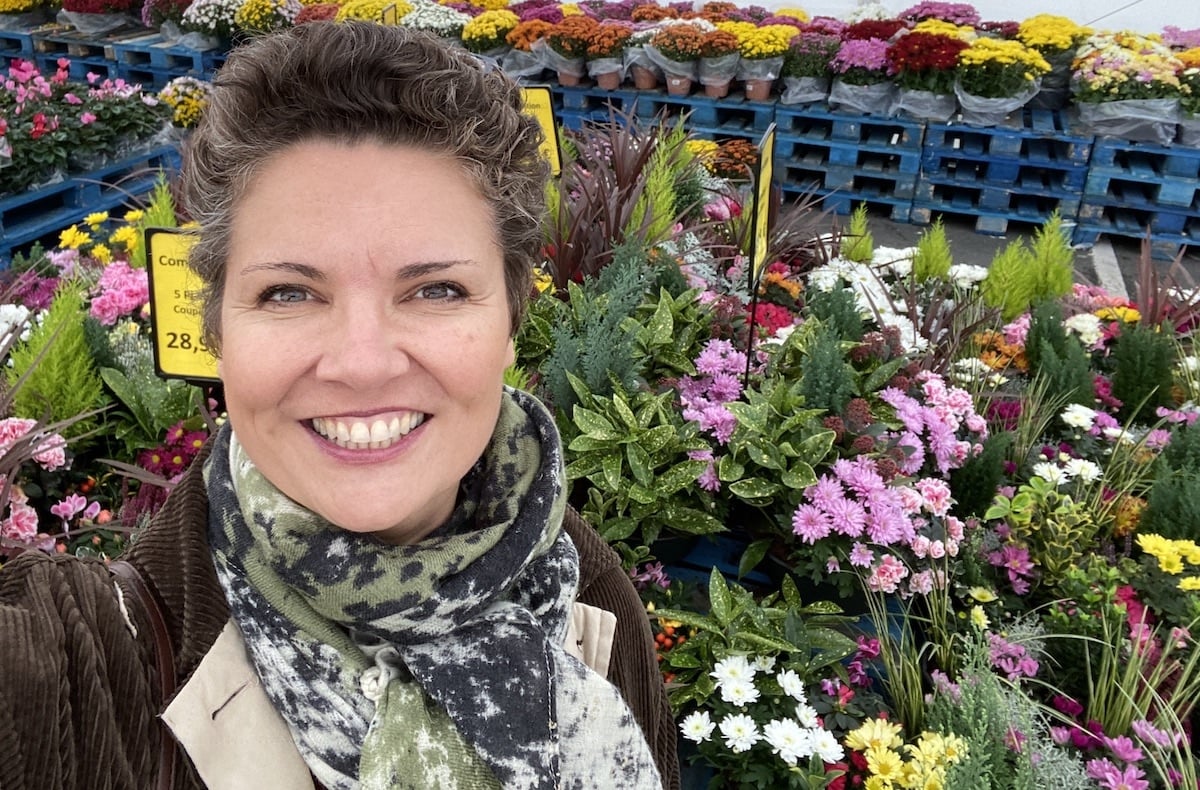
[91,244,113,264]
[559,3,581,15]
[912,18,973,40]
[970,605,990,630]
[1095,305,1140,323]
[84,211,110,229]
[531,267,552,294]
[123,209,145,223]
[59,225,92,250]
[967,586,997,603]
[846,718,904,753]
[773,7,808,22]
[866,747,906,781]
[110,225,140,252]
[1179,577,1200,592]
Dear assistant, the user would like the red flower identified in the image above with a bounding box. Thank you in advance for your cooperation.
[844,18,907,41]
[747,302,795,337]
[29,113,48,140]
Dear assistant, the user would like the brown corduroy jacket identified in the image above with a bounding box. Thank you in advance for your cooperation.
[0,444,680,790]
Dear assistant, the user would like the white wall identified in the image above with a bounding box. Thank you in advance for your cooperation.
[784,0,1199,32]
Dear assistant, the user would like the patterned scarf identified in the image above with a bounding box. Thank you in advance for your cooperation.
[205,388,659,790]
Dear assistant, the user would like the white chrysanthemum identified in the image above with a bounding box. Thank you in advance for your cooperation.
[762,719,814,766]
[1103,426,1134,444]
[719,713,760,753]
[795,703,820,729]
[719,677,761,707]
[811,728,845,763]
[753,655,776,672]
[1064,457,1102,483]
[711,655,756,685]
[948,264,988,288]
[873,246,915,277]
[1063,313,1103,347]
[775,668,806,702]
[1032,462,1067,485]
[1178,356,1200,375]
[680,710,716,744]
[1060,403,1097,430]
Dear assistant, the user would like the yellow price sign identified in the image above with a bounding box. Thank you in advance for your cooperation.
[145,228,219,383]
[750,123,776,284]
[520,86,561,178]
[380,3,397,24]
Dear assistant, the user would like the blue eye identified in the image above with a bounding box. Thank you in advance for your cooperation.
[260,285,310,304]
[416,282,466,300]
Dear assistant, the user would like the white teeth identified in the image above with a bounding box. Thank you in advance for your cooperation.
[311,413,426,450]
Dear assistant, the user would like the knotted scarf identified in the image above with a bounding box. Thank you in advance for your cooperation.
[205,388,659,790]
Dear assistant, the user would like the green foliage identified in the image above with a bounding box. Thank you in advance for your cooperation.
[99,320,203,456]
[7,285,109,443]
[805,287,864,343]
[628,121,690,242]
[656,570,856,712]
[563,374,722,546]
[1027,211,1074,300]
[912,217,952,283]
[1024,301,1094,407]
[543,242,650,416]
[841,202,874,264]
[8,243,50,276]
[1142,420,1200,541]
[503,364,534,392]
[985,476,1101,587]
[980,240,1034,322]
[1111,321,1176,424]
[798,325,856,415]
[949,432,1013,518]
[631,285,714,385]
[131,175,179,269]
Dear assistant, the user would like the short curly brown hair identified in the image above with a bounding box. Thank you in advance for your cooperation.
[180,21,548,352]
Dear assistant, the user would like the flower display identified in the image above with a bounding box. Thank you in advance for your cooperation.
[887,30,969,93]
[1072,31,1184,102]
[698,29,739,59]
[141,0,192,28]
[781,30,840,78]
[401,0,471,37]
[62,0,137,16]
[506,18,554,50]
[956,37,1050,98]
[735,23,796,60]
[545,14,599,58]
[233,0,302,35]
[1016,13,1090,56]
[583,20,632,58]
[181,0,242,37]
[158,76,211,129]
[461,8,520,52]
[842,18,908,42]
[829,37,892,85]
[0,0,40,13]
[650,23,707,62]
[900,1,979,25]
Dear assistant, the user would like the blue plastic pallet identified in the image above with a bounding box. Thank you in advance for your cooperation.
[629,90,776,134]
[774,103,924,151]
[106,33,217,74]
[553,84,640,114]
[0,145,181,266]
[32,51,118,81]
[1087,136,1200,180]
[776,137,922,176]
[1074,202,1191,236]
[30,26,110,59]
[780,179,914,223]
[1072,224,1198,261]
[923,108,1093,164]
[1084,169,1200,209]
[558,107,615,131]
[0,29,34,58]
[116,62,185,89]
[911,183,1078,236]
[920,149,1088,191]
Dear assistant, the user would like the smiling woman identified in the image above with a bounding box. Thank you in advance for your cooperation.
[0,22,679,790]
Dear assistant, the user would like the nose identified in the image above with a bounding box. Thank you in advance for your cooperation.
[313,303,411,388]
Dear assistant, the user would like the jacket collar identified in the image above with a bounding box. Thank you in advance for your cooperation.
[163,606,615,788]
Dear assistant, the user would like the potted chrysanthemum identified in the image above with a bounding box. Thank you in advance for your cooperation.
[542,15,600,86]
[955,37,1049,125]
[1016,13,1091,108]
[828,36,897,116]
[1070,30,1183,144]
[585,21,634,90]
[780,30,839,105]
[648,21,711,95]
[462,9,520,57]
[735,23,797,100]
[886,29,969,120]
[698,29,740,98]
[1178,49,1200,146]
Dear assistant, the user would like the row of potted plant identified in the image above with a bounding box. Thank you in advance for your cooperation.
[0,61,209,196]
[3,107,1199,787]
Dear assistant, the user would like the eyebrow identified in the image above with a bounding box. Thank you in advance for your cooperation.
[238,259,476,281]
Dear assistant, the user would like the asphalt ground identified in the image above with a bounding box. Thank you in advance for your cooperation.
[859,213,1200,302]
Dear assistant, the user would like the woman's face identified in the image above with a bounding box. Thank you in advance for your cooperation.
[219,140,514,544]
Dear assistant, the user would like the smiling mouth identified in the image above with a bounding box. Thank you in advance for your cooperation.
[310,413,427,450]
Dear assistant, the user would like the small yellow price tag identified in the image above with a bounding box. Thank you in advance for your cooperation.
[750,123,776,284]
[145,228,219,383]
[380,3,397,24]
[520,86,561,178]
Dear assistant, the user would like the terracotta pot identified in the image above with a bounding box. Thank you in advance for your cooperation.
[594,70,622,91]
[704,79,731,99]
[743,77,774,101]
[631,64,658,91]
[666,75,692,96]
[557,69,582,87]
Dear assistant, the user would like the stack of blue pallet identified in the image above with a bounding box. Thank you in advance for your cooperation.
[911,108,1092,235]
[106,32,221,89]
[1073,137,1200,260]
[29,26,120,81]
[553,84,775,142]
[0,27,34,61]
[0,146,181,265]
[773,102,925,222]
